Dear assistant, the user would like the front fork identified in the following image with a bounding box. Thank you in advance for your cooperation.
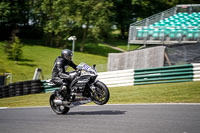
[87,80,99,98]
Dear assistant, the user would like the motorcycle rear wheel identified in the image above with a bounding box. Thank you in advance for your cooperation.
[92,81,110,105]
[49,92,70,115]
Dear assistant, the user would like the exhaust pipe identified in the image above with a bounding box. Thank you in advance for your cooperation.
[53,100,70,105]
[53,98,92,108]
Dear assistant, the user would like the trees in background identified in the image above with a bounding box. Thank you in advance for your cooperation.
[113,0,133,38]
[32,0,114,51]
[4,36,23,61]
[0,0,199,50]
[131,0,200,19]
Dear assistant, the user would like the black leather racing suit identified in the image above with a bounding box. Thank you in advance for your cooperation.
[51,56,77,86]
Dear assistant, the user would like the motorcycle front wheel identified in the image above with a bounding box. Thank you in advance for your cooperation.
[92,81,110,105]
[49,92,70,115]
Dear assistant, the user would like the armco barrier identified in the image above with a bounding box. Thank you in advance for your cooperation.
[40,70,136,92]
[134,63,200,85]
[97,69,134,87]
[5,63,197,95]
[41,63,200,92]
[97,63,200,87]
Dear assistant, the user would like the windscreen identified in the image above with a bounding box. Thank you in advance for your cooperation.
[77,62,91,71]
[76,62,96,74]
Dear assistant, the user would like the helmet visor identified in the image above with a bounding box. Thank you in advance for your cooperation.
[64,54,72,61]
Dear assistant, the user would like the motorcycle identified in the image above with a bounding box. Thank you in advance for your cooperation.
[49,62,110,115]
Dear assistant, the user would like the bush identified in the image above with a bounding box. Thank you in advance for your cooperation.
[4,36,23,61]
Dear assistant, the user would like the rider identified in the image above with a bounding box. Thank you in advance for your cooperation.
[51,49,77,96]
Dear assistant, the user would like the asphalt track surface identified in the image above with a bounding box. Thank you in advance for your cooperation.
[0,104,200,133]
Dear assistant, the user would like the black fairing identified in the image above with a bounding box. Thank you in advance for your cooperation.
[70,75,91,93]
[89,75,97,83]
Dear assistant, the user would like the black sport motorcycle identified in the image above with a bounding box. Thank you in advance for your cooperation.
[49,62,110,115]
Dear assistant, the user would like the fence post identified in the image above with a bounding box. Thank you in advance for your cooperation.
[161,12,164,20]
[174,6,178,14]
[145,19,149,26]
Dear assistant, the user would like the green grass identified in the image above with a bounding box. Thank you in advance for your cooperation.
[0,41,120,82]
[22,39,121,57]
[105,39,141,51]
[109,81,200,103]
[0,81,200,107]
[0,39,141,82]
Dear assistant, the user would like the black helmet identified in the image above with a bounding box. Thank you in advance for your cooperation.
[61,49,73,61]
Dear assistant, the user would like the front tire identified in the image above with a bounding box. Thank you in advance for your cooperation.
[49,92,70,115]
[92,81,110,105]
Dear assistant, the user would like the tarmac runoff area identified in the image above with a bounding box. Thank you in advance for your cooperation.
[0,104,200,133]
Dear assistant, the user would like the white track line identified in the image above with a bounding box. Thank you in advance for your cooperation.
[0,107,8,109]
[1,103,200,109]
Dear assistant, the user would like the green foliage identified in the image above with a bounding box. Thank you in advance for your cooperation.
[31,0,114,50]
[4,36,23,61]
[1,0,200,49]
[0,0,30,26]
[76,0,114,51]
[0,1,10,23]
[113,0,133,38]
[132,0,200,19]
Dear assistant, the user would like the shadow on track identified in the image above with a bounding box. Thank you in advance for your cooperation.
[68,110,126,115]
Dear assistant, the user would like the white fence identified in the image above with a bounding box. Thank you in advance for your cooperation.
[97,69,134,87]
[97,63,200,87]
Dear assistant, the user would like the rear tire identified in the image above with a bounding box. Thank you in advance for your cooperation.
[92,81,110,105]
[49,92,70,115]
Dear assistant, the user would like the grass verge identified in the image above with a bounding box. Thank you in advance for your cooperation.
[105,39,141,51]
[0,81,200,108]
[0,41,120,82]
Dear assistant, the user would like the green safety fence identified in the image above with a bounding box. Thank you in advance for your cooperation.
[133,63,200,85]
[41,80,59,93]
[40,63,200,92]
